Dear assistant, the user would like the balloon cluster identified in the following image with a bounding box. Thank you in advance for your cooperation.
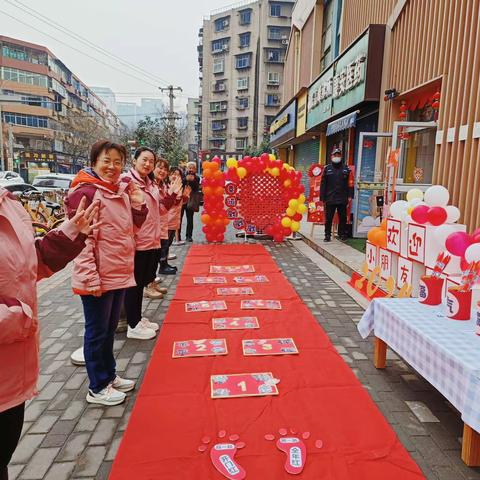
[389,185,460,226]
[224,152,305,242]
[200,157,229,243]
[367,219,388,247]
[435,227,480,269]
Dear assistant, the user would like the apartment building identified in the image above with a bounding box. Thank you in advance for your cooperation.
[199,0,294,158]
[0,35,122,174]
[186,97,200,164]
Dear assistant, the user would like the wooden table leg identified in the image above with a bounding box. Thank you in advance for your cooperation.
[374,337,387,369]
[462,423,480,466]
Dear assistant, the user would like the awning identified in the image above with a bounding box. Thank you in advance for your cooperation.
[326,111,358,136]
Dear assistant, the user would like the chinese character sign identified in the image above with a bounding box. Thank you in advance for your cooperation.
[379,248,392,280]
[397,256,413,289]
[386,219,401,254]
[366,242,378,271]
[407,224,426,264]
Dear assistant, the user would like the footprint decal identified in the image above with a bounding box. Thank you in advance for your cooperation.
[264,428,323,475]
[198,430,246,479]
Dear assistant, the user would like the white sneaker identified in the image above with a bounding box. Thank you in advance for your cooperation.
[127,323,156,340]
[86,385,126,406]
[141,317,159,332]
[172,240,185,246]
[154,277,163,284]
[70,347,85,366]
[144,285,163,299]
[168,253,177,260]
[111,375,135,392]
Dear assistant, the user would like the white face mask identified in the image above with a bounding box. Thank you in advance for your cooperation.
[331,156,342,164]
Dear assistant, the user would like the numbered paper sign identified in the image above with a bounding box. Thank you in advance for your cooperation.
[386,219,401,254]
[212,317,260,330]
[217,287,254,296]
[185,301,227,313]
[242,338,298,356]
[234,275,269,284]
[241,299,282,310]
[193,277,228,284]
[172,339,228,358]
[210,372,279,399]
[210,265,255,274]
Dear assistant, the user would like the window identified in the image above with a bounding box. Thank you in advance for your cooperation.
[211,139,226,149]
[237,77,249,90]
[212,120,227,130]
[265,115,275,127]
[236,53,251,69]
[1,43,47,65]
[239,8,252,25]
[267,72,280,85]
[266,49,285,63]
[237,117,248,130]
[236,138,247,150]
[270,3,282,17]
[213,58,225,74]
[239,32,251,48]
[3,112,48,128]
[210,101,228,112]
[268,27,282,40]
[2,90,51,108]
[0,67,48,87]
[237,97,249,109]
[215,16,230,32]
[212,38,229,53]
[50,78,67,98]
[266,94,280,106]
[213,80,226,92]
[321,0,334,71]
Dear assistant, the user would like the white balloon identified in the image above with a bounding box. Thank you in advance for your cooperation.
[409,198,423,207]
[445,205,460,223]
[424,185,450,207]
[434,224,457,248]
[389,200,408,219]
[465,243,480,263]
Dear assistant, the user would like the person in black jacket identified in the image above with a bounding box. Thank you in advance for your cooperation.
[182,162,200,242]
[319,148,354,242]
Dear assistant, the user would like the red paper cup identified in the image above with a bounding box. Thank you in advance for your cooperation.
[419,276,444,306]
[446,288,472,321]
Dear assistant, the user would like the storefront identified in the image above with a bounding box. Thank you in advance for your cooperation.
[269,99,297,164]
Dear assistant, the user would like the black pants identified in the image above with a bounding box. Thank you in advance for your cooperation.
[0,402,25,480]
[325,203,347,239]
[124,249,159,328]
[184,208,195,240]
[168,229,176,247]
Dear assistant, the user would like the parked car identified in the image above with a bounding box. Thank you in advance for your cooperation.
[32,173,75,193]
[0,170,24,184]
[2,182,38,195]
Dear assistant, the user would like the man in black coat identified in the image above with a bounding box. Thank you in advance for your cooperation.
[182,161,200,242]
[319,148,354,242]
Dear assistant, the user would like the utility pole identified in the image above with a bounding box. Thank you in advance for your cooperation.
[159,85,183,127]
[8,125,14,172]
[0,105,4,171]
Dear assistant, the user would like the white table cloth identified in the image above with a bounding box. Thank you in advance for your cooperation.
[358,298,480,433]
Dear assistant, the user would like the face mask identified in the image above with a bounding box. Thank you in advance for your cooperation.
[331,157,342,164]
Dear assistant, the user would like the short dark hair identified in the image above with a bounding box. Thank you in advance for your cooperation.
[90,140,127,166]
[155,157,169,170]
[134,146,156,160]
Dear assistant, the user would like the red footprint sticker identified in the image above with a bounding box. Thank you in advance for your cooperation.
[198,431,246,480]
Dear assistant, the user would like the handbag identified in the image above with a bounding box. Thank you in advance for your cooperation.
[186,191,201,212]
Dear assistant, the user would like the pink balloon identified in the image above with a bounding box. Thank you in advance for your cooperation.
[445,232,474,257]
[472,228,480,238]
[411,205,429,224]
[427,206,447,226]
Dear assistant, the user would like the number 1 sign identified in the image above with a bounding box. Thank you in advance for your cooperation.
[210,373,279,399]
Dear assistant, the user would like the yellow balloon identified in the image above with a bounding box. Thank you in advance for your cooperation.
[298,194,306,203]
[226,158,238,168]
[284,179,292,187]
[291,221,300,232]
[407,206,413,215]
[288,199,299,210]
[286,207,295,217]
[237,167,247,179]
[271,167,280,176]
[406,188,423,202]
[283,163,290,170]
[281,217,292,228]
[269,153,276,161]
[297,204,307,214]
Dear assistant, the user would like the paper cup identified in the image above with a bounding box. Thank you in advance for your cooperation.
[419,276,444,306]
[446,288,472,321]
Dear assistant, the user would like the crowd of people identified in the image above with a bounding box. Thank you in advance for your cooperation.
[0,140,201,480]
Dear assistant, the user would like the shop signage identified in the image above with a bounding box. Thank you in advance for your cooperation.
[22,151,56,161]
[296,91,307,137]
[270,100,297,146]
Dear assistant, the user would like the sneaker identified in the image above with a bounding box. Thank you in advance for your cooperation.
[153,283,167,294]
[186,237,193,243]
[154,277,163,284]
[158,265,177,275]
[141,317,159,332]
[70,347,85,366]
[111,375,135,392]
[144,285,163,299]
[127,323,156,340]
[168,253,177,260]
[172,240,185,246]
[324,237,331,243]
[86,384,126,406]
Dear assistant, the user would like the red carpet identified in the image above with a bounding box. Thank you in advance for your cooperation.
[110,244,423,479]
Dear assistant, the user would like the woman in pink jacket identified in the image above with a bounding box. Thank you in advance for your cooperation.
[0,187,97,480]
[168,167,191,248]
[65,140,147,407]
[122,147,180,341]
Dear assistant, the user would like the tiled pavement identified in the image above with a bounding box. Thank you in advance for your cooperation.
[9,222,480,479]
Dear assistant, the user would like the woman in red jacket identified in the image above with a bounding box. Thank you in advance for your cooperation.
[0,187,97,480]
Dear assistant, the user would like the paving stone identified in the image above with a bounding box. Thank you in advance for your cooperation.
[131,351,147,364]
[11,434,44,464]
[64,373,86,390]
[406,400,440,423]
[42,462,76,480]
[24,401,49,422]
[36,382,64,401]
[61,400,86,421]
[105,434,123,461]
[89,419,117,445]
[19,447,60,479]
[74,407,103,432]
[72,446,107,477]
[41,433,68,448]
[29,414,59,434]
[58,432,91,461]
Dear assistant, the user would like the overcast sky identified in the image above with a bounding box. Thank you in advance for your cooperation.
[0,0,233,111]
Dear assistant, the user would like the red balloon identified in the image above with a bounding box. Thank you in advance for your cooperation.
[283,227,291,236]
[260,153,270,163]
[273,234,284,243]
[293,213,302,221]
[445,232,473,257]
[427,206,447,226]
[411,205,429,224]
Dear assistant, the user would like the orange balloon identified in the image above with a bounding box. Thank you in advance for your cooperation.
[367,227,380,244]
[213,170,223,181]
[376,230,387,248]
[203,186,213,196]
[214,218,224,227]
[203,168,212,179]
[201,214,211,225]
[210,162,219,171]
[202,161,210,170]
[214,186,224,196]
[380,218,387,231]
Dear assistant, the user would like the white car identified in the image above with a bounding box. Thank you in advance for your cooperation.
[0,171,24,185]
[32,173,75,193]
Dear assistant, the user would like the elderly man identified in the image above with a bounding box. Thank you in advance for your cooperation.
[182,161,201,242]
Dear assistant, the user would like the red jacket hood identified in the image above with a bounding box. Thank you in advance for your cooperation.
[71,169,119,192]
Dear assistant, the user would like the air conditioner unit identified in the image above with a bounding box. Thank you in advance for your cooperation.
[222,45,229,51]
[282,39,289,45]
[221,104,227,110]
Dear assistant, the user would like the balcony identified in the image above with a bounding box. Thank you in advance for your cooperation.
[212,123,227,131]
[213,82,227,93]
